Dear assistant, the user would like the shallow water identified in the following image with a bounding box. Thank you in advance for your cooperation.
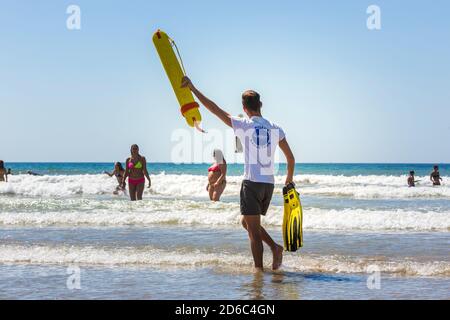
[0,163,449,299]
[1,261,449,300]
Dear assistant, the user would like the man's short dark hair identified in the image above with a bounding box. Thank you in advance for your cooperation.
[242,90,261,112]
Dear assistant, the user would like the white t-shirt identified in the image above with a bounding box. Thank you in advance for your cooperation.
[231,116,285,184]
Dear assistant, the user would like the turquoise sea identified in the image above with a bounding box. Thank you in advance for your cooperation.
[5,162,449,176]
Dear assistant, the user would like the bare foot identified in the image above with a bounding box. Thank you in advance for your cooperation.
[253,267,264,273]
[272,245,283,270]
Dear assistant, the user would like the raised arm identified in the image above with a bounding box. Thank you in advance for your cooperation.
[279,138,295,185]
[181,76,232,128]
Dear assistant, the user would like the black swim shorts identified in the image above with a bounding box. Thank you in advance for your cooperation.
[240,180,275,216]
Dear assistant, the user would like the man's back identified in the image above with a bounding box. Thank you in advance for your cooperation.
[231,116,285,184]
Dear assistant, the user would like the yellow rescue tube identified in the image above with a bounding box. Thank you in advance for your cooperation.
[152,29,203,129]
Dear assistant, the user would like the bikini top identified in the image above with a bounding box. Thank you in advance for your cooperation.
[208,164,220,173]
[128,160,143,169]
[115,170,124,178]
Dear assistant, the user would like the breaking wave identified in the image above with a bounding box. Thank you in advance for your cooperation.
[0,197,448,231]
[1,173,449,199]
[0,244,448,277]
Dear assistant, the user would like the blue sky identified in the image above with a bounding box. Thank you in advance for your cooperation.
[1,0,449,163]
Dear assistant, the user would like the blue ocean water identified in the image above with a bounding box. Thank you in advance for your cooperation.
[5,162,449,176]
[1,162,449,299]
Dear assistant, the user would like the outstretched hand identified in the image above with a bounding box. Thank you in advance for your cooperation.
[181,76,194,90]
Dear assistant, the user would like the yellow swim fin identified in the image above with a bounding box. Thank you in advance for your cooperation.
[282,183,303,252]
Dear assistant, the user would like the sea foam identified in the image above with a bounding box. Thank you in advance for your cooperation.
[0,244,448,277]
[1,173,449,199]
[0,197,448,231]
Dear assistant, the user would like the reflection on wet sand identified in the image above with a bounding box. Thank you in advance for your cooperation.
[241,271,264,300]
[241,271,302,300]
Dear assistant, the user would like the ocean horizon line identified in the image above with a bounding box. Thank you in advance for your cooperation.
[3,161,449,165]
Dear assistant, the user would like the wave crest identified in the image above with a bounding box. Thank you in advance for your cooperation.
[1,173,449,199]
[0,198,448,231]
[0,244,448,277]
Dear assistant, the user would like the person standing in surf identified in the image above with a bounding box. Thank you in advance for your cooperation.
[0,160,8,182]
[181,76,296,272]
[408,171,419,187]
[207,149,227,202]
[430,165,443,186]
[122,144,151,201]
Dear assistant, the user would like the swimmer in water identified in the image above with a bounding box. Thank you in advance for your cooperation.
[430,165,443,186]
[105,162,126,194]
[407,171,420,187]
[27,171,42,176]
[206,149,227,201]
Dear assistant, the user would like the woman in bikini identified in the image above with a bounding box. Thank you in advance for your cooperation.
[430,165,443,186]
[104,162,126,194]
[207,149,227,201]
[0,160,8,182]
[122,144,151,201]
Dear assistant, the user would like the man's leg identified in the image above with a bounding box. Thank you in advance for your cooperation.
[260,226,283,270]
[242,218,283,270]
[242,215,264,271]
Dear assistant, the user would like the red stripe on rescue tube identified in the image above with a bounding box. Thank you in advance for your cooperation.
[180,102,199,116]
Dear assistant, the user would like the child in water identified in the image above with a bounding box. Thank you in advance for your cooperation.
[407,171,419,187]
